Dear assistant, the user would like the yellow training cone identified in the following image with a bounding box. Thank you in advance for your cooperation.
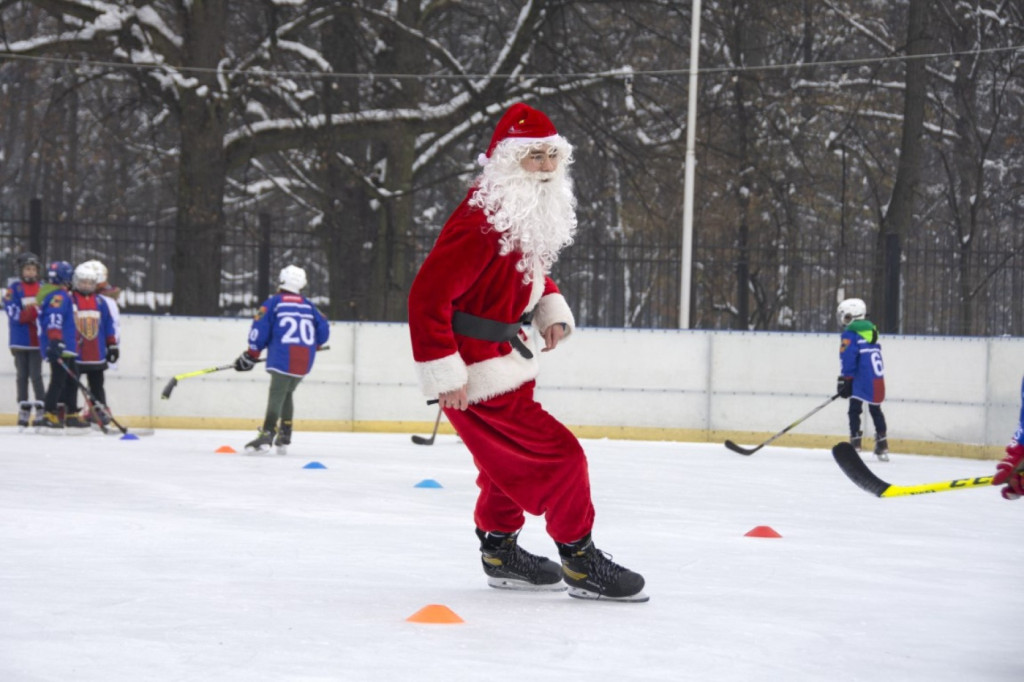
[406,604,464,624]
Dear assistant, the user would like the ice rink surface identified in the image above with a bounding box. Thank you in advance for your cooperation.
[1,428,1021,681]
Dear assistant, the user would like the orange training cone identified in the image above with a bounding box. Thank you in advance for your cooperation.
[744,525,782,538]
[215,445,237,454]
[406,604,464,624]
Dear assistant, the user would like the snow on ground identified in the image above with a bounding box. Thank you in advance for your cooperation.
[1,428,1020,681]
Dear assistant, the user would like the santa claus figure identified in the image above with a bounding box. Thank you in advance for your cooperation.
[408,102,647,602]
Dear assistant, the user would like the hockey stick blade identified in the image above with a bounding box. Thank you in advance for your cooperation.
[412,403,443,446]
[831,442,994,497]
[161,377,178,400]
[724,439,761,456]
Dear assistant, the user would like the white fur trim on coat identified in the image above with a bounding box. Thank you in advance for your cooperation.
[465,333,540,403]
[530,293,575,339]
[415,352,469,398]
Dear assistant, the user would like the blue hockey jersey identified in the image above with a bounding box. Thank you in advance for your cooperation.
[37,287,78,357]
[246,292,330,377]
[4,279,43,349]
[839,319,885,404]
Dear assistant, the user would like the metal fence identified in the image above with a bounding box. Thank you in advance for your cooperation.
[2,202,1022,336]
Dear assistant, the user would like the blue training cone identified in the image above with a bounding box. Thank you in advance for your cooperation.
[120,433,140,441]
[414,478,442,488]
[303,461,327,469]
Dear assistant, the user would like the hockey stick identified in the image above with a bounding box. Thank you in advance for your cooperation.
[161,360,262,399]
[56,359,131,437]
[66,368,109,434]
[412,399,442,445]
[161,345,330,399]
[831,442,994,497]
[724,393,841,455]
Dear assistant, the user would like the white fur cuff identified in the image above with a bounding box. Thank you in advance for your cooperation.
[531,293,575,338]
[415,352,469,397]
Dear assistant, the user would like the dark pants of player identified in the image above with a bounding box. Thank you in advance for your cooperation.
[261,373,303,432]
[78,365,107,406]
[443,380,596,545]
[849,398,887,436]
[11,349,45,402]
[44,358,79,415]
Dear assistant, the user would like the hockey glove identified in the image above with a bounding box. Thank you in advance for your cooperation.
[993,442,1024,500]
[234,351,257,372]
[837,375,854,399]
[46,339,65,362]
[106,344,119,364]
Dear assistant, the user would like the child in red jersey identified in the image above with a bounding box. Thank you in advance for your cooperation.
[70,262,118,427]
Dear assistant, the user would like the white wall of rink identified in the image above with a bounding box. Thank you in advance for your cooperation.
[2,314,1022,455]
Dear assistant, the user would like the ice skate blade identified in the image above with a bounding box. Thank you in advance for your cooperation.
[567,586,650,602]
[275,445,288,456]
[244,445,273,455]
[875,453,890,462]
[487,576,567,592]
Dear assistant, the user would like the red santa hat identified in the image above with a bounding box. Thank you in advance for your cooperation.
[478,102,560,166]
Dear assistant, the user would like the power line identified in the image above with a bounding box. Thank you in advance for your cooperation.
[1,43,1021,82]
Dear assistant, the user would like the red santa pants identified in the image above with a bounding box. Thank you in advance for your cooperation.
[444,381,595,544]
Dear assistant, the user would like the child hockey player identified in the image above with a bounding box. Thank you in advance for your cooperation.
[836,298,889,461]
[234,265,329,454]
[85,260,120,358]
[992,374,1024,501]
[4,252,45,428]
[71,262,118,427]
[37,260,88,431]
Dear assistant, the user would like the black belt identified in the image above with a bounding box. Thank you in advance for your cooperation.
[452,310,533,359]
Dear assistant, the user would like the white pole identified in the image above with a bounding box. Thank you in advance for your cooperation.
[680,0,702,329]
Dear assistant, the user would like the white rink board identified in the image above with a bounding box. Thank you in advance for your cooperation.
[1,314,1022,446]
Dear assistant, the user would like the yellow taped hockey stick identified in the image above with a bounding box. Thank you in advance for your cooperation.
[160,360,263,399]
[161,345,330,399]
[831,442,994,497]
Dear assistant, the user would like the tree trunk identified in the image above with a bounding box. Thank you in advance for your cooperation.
[170,0,229,316]
[368,0,425,321]
[875,0,930,332]
[319,11,375,321]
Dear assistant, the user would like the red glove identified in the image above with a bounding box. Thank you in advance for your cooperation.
[993,442,1024,500]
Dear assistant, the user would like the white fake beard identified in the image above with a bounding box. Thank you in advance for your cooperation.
[469,144,578,283]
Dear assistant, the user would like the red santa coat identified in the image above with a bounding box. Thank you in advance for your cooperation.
[408,188,576,403]
[408,188,593,542]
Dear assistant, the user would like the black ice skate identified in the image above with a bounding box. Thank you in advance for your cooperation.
[30,401,46,428]
[17,401,31,430]
[244,429,275,453]
[36,411,64,434]
[874,432,889,462]
[274,420,292,455]
[64,413,92,429]
[477,529,565,591]
[850,431,863,453]
[557,534,648,602]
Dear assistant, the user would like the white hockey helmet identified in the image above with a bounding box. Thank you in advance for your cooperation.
[279,265,307,293]
[83,259,108,285]
[837,298,867,326]
[73,261,100,293]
